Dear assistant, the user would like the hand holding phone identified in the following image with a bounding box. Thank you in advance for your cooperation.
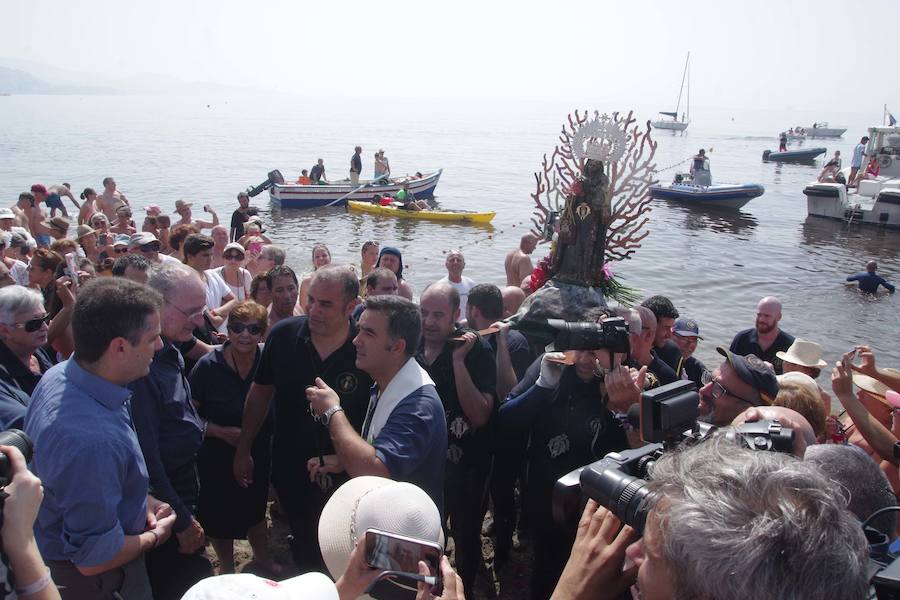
[365,529,442,576]
[203,204,211,212]
[64,253,80,287]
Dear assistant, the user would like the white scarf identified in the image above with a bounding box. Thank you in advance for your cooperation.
[363,357,435,442]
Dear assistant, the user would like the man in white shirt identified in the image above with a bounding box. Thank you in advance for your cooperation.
[437,250,476,317]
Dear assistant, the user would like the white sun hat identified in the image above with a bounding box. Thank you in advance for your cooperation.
[180,572,337,600]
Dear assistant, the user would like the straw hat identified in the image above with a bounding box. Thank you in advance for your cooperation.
[775,339,827,369]
[318,477,443,582]
[75,224,96,240]
[181,573,337,600]
[851,370,900,398]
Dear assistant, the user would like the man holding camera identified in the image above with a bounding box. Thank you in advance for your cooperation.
[417,283,497,598]
[26,278,176,600]
[500,318,630,600]
[551,437,869,600]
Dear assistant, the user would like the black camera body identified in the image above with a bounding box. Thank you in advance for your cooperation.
[545,317,630,353]
[553,380,796,532]
[0,429,33,488]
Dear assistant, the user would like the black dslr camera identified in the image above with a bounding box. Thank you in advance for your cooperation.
[0,429,33,487]
[552,380,795,532]
[515,316,630,353]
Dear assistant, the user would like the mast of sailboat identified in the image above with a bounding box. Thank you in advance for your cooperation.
[685,53,690,123]
[674,52,690,123]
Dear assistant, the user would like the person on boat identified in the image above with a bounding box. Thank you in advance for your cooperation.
[395,182,428,211]
[846,260,895,294]
[848,136,870,186]
[817,159,842,183]
[779,132,788,152]
[296,169,311,185]
[831,150,842,168]
[349,146,362,186]
[857,155,881,182]
[373,150,390,183]
[310,158,327,184]
[689,149,711,186]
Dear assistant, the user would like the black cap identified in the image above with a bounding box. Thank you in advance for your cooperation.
[716,347,779,404]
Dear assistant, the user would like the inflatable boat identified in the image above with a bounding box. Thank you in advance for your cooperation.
[650,180,765,209]
[763,148,827,163]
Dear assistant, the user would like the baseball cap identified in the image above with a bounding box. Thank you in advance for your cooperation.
[113,234,131,247]
[129,232,159,249]
[223,242,245,256]
[673,318,703,339]
[182,573,337,600]
[716,347,779,404]
[30,183,47,195]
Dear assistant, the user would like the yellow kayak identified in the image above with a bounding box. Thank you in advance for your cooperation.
[348,201,495,223]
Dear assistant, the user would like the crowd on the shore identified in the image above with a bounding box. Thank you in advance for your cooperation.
[0,177,898,600]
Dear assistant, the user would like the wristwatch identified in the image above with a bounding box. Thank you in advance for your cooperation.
[319,405,344,427]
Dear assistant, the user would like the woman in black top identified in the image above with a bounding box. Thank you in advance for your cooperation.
[189,300,279,575]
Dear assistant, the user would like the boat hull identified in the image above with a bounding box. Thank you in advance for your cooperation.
[803,181,900,228]
[650,182,765,209]
[347,201,494,223]
[763,148,827,163]
[270,169,442,209]
[805,128,846,138]
[651,120,689,131]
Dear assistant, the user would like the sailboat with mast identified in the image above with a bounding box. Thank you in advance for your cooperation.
[652,52,690,132]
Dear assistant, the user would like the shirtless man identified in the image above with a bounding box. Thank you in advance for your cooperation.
[44,184,80,218]
[97,177,130,220]
[16,188,57,246]
[504,233,538,286]
[174,199,219,232]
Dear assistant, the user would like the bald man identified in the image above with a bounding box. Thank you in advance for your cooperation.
[500,285,526,318]
[729,296,795,374]
[504,233,538,286]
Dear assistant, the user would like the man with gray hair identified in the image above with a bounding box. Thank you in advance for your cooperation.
[553,437,870,600]
[128,263,213,599]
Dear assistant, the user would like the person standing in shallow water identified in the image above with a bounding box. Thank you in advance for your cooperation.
[846,260,895,294]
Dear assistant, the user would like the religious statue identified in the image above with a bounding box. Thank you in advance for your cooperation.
[551,159,611,287]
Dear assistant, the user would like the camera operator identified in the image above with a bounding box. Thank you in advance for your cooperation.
[0,444,61,600]
[499,336,629,600]
[551,436,869,600]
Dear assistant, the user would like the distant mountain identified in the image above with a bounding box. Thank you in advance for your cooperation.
[0,66,115,94]
[0,58,258,96]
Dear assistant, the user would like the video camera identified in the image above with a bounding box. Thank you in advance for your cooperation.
[552,380,794,532]
[245,170,285,198]
[515,316,630,354]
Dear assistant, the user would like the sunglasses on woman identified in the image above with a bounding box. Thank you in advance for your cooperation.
[227,322,263,335]
[113,247,129,254]
[9,314,51,332]
[223,252,244,261]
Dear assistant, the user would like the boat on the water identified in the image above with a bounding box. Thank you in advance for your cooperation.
[650,177,765,209]
[803,126,900,228]
[348,200,495,224]
[787,123,846,139]
[762,147,827,163]
[651,53,690,132]
[245,169,443,209]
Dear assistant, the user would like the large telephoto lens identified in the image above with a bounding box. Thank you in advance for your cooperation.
[580,466,656,535]
[0,428,34,487]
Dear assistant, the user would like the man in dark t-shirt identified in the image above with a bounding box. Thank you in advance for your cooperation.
[310,158,326,184]
[418,283,497,598]
[349,146,362,185]
[229,192,250,242]
[729,296,795,374]
[234,267,372,572]
[641,295,681,372]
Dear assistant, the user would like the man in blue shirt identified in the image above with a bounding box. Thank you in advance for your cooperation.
[128,263,213,600]
[849,135,870,186]
[847,260,895,294]
[306,294,447,513]
[25,278,176,600]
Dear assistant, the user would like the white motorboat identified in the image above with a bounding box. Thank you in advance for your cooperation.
[803,126,900,228]
[651,53,690,132]
[786,123,847,139]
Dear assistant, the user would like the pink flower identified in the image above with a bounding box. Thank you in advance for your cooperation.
[601,262,614,280]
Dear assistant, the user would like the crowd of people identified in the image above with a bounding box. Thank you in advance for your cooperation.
[0,176,898,600]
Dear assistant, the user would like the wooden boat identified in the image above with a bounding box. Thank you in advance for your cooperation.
[762,148,827,163]
[347,201,495,223]
[268,170,442,209]
[650,180,765,209]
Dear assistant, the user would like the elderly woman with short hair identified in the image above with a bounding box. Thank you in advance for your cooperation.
[0,286,55,398]
[188,300,278,575]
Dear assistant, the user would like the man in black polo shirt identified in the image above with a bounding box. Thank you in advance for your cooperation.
[234,266,371,572]
[729,296,795,374]
[641,294,681,372]
[418,283,496,598]
[229,192,250,242]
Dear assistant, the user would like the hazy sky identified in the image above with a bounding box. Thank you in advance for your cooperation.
[3,0,898,112]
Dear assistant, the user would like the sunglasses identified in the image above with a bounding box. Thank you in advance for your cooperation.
[227,322,263,335]
[139,243,161,252]
[224,253,244,260]
[113,247,129,254]
[9,314,51,333]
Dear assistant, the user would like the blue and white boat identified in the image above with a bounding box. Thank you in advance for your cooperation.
[262,169,443,209]
[650,179,765,209]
